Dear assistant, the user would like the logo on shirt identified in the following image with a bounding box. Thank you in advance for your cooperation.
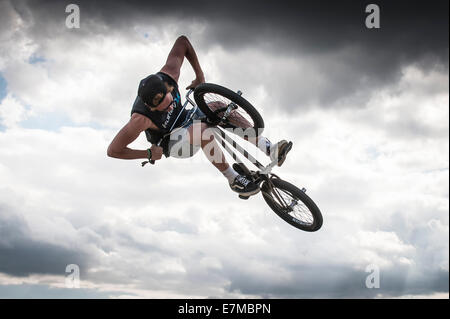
[162,92,181,129]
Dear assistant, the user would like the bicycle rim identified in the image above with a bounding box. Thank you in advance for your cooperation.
[272,187,315,227]
[262,179,322,231]
[201,92,256,129]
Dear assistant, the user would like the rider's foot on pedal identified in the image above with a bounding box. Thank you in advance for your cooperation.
[269,140,293,167]
[229,175,260,196]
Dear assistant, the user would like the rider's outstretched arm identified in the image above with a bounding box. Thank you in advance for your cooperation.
[107,114,163,161]
[160,35,205,87]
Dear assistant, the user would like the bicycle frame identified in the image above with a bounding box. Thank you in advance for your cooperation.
[212,126,292,202]
[148,88,297,207]
[145,87,320,228]
[158,89,280,175]
[188,90,296,204]
[187,90,279,172]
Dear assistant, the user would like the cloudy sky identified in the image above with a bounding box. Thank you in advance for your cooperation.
[0,0,448,298]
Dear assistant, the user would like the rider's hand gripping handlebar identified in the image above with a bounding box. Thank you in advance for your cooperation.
[142,89,195,167]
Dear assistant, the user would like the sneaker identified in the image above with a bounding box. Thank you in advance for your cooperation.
[229,175,260,196]
[269,140,293,167]
[232,163,249,177]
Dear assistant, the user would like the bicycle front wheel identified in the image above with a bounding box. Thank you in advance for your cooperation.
[262,178,323,232]
[194,83,264,136]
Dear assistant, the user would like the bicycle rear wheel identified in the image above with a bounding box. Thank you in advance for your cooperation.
[262,178,323,232]
[194,83,264,136]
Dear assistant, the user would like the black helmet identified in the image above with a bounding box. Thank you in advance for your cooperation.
[138,74,167,108]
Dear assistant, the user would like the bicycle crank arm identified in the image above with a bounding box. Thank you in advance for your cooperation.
[221,103,238,122]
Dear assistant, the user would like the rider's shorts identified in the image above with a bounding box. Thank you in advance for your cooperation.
[167,108,206,158]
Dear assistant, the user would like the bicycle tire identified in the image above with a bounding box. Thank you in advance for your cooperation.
[194,83,264,136]
[262,178,323,232]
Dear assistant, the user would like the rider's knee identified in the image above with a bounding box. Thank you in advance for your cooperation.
[201,123,214,143]
[189,122,210,146]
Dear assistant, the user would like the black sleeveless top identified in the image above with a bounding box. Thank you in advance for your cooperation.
[131,72,188,156]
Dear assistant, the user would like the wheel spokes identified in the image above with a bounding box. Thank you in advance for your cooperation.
[271,188,314,226]
[202,93,255,128]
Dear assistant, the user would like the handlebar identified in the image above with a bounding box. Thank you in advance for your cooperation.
[145,89,195,166]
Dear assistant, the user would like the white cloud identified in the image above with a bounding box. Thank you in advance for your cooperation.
[0,94,29,128]
[0,1,448,298]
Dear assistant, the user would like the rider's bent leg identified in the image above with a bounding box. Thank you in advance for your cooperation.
[206,101,290,165]
[244,135,292,166]
[245,135,272,155]
[187,122,260,196]
[188,121,228,172]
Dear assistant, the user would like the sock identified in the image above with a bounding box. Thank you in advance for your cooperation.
[221,166,239,183]
[257,136,273,156]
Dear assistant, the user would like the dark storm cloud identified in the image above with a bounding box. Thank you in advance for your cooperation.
[0,207,91,277]
[19,0,448,64]
[23,0,449,58]
[0,284,130,298]
[9,0,448,110]
[21,0,449,51]
[224,263,449,298]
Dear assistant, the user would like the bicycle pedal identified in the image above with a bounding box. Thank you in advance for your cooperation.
[233,163,252,178]
[232,163,245,175]
[278,141,293,159]
[239,195,250,200]
[287,141,293,152]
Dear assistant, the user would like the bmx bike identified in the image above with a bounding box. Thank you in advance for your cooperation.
[146,83,323,232]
